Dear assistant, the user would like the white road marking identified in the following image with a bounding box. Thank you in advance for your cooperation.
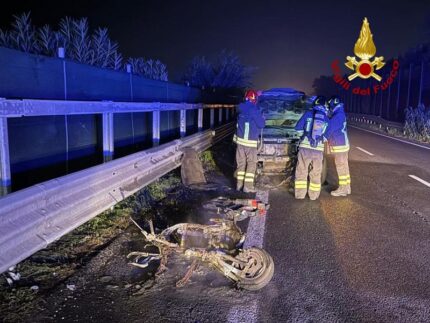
[350,125,430,151]
[227,190,269,323]
[408,175,430,188]
[356,146,374,156]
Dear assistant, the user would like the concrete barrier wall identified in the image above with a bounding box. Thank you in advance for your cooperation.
[0,47,201,102]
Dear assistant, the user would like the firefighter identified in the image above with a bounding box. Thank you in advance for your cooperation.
[233,89,265,193]
[294,96,329,200]
[325,95,351,196]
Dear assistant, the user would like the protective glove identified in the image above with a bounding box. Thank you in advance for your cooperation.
[310,138,317,148]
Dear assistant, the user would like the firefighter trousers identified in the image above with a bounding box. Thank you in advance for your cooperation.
[294,148,323,199]
[334,152,351,191]
[235,144,257,191]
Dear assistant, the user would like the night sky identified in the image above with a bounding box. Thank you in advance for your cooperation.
[1,0,430,93]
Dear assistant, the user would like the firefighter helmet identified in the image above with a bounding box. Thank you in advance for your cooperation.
[328,95,341,110]
[244,89,258,103]
[313,95,327,107]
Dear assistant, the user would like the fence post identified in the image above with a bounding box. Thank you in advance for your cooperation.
[210,108,215,128]
[387,74,392,120]
[396,67,401,120]
[419,60,424,105]
[152,110,160,146]
[379,88,384,117]
[198,108,203,131]
[180,109,186,137]
[406,63,413,109]
[373,91,378,115]
[0,117,11,196]
[58,47,67,100]
[219,108,223,124]
[102,113,114,162]
[127,64,133,101]
[226,108,230,121]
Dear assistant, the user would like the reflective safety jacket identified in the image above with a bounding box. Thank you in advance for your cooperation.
[325,103,350,153]
[233,101,265,148]
[295,105,329,152]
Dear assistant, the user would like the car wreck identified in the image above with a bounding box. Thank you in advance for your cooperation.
[127,197,274,291]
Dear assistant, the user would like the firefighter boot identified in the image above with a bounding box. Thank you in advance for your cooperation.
[243,183,256,193]
[295,191,306,199]
[331,185,350,197]
[308,191,321,201]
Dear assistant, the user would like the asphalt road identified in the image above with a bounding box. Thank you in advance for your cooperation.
[29,127,430,322]
[258,126,430,322]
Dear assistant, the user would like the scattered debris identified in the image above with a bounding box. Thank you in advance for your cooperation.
[30,285,39,292]
[105,285,119,290]
[99,276,113,283]
[66,284,76,291]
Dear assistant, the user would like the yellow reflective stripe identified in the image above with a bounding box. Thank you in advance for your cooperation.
[233,135,258,145]
[244,178,254,182]
[294,181,308,189]
[245,173,255,178]
[234,135,258,148]
[339,175,350,180]
[237,176,245,180]
[295,180,307,189]
[237,171,246,176]
[300,139,325,151]
[237,141,258,148]
[339,180,349,185]
[300,145,324,151]
[331,145,350,153]
[309,183,321,192]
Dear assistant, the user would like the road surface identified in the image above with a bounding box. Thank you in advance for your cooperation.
[29,126,430,322]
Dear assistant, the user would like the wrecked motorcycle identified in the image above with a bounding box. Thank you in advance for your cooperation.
[127,199,274,291]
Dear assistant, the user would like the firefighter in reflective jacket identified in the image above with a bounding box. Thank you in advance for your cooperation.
[325,96,351,196]
[233,89,265,192]
[294,96,329,200]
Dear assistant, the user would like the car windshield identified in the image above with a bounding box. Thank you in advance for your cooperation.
[258,98,307,129]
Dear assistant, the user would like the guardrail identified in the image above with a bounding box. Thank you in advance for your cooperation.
[0,120,235,274]
[347,113,404,133]
[0,99,235,195]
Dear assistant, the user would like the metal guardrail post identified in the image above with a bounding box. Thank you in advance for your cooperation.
[219,108,223,124]
[0,117,11,196]
[210,108,215,128]
[152,110,160,146]
[180,109,186,137]
[198,108,203,131]
[102,113,114,162]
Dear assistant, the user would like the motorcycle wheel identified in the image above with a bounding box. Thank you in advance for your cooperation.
[233,248,274,291]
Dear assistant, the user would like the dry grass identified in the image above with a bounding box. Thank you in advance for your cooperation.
[0,172,183,322]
